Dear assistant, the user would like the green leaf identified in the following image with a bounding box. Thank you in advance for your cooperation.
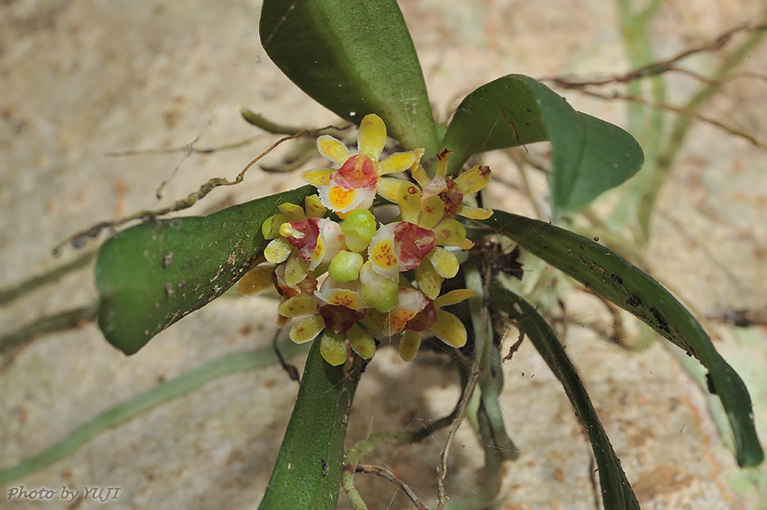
[96,186,315,355]
[478,210,765,467]
[488,288,640,510]
[443,75,644,215]
[260,0,439,155]
[260,340,361,509]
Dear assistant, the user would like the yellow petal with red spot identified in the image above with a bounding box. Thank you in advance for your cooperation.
[428,247,459,279]
[399,330,422,362]
[278,202,307,221]
[305,194,327,218]
[324,289,366,310]
[302,168,335,187]
[327,186,357,210]
[348,324,376,359]
[284,250,310,287]
[387,308,418,334]
[433,219,467,247]
[456,204,493,220]
[278,293,317,317]
[377,150,419,175]
[434,288,474,307]
[415,259,442,300]
[376,177,409,203]
[289,315,325,344]
[435,149,451,178]
[455,165,492,194]
[238,264,276,295]
[358,114,386,161]
[264,238,293,264]
[317,135,351,165]
[368,226,399,280]
[320,332,348,366]
[419,196,445,230]
[431,310,467,347]
[397,182,421,224]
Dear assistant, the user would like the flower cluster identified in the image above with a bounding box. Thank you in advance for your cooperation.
[239,114,493,366]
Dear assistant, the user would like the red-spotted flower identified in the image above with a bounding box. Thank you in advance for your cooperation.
[302,114,423,215]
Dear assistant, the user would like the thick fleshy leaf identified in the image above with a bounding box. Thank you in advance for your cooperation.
[260,339,361,509]
[95,186,315,355]
[488,288,640,510]
[443,75,644,215]
[478,211,764,467]
[260,0,439,155]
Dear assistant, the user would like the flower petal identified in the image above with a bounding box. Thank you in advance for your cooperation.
[377,150,419,175]
[316,278,367,310]
[376,177,410,204]
[433,219,467,247]
[284,250,310,287]
[427,247,459,279]
[278,202,307,221]
[237,263,276,295]
[317,135,351,165]
[399,330,422,362]
[262,213,288,240]
[434,288,474,307]
[348,324,376,359]
[264,238,293,264]
[278,293,318,317]
[394,222,437,271]
[310,219,345,270]
[358,114,387,161]
[435,149,451,178]
[455,165,492,194]
[368,224,399,280]
[304,194,327,218]
[415,259,443,300]
[385,287,429,335]
[289,315,325,344]
[302,168,335,187]
[431,309,467,347]
[456,204,493,220]
[411,163,430,189]
[419,195,445,230]
[318,183,376,214]
[319,331,348,366]
[397,182,421,225]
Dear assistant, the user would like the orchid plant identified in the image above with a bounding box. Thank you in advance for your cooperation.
[85,1,763,509]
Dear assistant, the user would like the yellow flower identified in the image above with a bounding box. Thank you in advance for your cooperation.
[302,114,424,214]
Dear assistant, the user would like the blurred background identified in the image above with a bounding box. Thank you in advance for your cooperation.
[1,0,766,508]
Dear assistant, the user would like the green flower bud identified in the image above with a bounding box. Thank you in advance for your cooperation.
[341,209,377,252]
[359,261,398,312]
[328,250,364,283]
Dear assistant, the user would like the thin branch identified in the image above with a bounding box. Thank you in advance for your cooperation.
[573,89,767,150]
[53,126,337,256]
[543,22,767,88]
[0,250,97,306]
[272,329,300,383]
[0,302,99,357]
[241,108,352,138]
[105,136,262,157]
[355,464,429,510]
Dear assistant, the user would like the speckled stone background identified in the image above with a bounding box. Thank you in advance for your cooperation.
[1,1,766,509]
